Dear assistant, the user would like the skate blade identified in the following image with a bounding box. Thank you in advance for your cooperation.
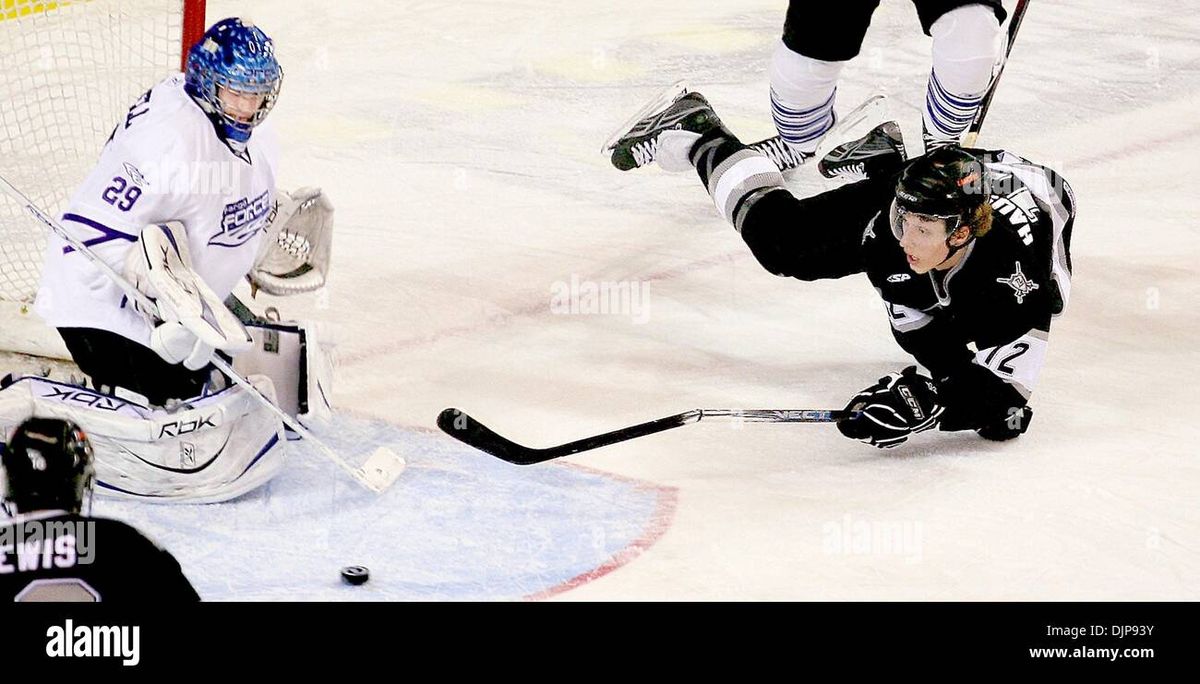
[601,80,690,155]
[811,94,889,162]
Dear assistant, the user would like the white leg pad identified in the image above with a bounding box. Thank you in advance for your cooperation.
[0,375,286,504]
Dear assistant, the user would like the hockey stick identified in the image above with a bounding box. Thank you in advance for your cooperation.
[962,0,1032,147]
[437,407,857,465]
[0,174,406,493]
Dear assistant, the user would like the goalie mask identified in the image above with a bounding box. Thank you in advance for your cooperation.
[185,17,283,152]
[2,418,95,515]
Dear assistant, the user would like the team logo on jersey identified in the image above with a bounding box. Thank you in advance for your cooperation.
[122,163,147,187]
[210,189,272,247]
[862,211,879,244]
[886,273,911,283]
[996,261,1039,304]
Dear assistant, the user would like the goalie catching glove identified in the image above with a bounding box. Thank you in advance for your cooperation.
[837,366,944,449]
[125,221,253,369]
[250,186,333,296]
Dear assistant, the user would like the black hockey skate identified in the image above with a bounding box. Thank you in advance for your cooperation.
[818,120,907,181]
[749,137,812,172]
[604,82,723,171]
[922,121,963,154]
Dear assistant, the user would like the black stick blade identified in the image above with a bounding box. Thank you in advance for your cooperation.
[437,407,549,465]
[436,407,698,465]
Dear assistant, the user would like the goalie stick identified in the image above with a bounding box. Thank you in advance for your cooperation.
[0,174,406,494]
[437,407,859,465]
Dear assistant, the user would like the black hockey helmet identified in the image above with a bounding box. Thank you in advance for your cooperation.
[1,417,95,515]
[894,145,988,221]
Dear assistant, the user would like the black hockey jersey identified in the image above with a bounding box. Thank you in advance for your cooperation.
[0,511,200,602]
[736,149,1075,430]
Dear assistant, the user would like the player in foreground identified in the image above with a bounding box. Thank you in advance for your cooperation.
[0,417,200,601]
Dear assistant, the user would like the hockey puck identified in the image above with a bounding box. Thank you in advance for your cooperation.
[341,565,370,586]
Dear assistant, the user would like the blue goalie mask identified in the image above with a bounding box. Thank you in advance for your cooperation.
[185,17,283,151]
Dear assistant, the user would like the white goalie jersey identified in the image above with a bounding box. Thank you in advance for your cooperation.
[35,73,280,346]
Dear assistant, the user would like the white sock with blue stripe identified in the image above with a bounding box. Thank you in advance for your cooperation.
[923,4,1004,146]
[769,41,844,155]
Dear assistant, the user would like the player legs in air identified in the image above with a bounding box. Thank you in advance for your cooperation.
[773,0,1007,165]
[613,1,1007,174]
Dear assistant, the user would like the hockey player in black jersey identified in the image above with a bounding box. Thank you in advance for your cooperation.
[0,418,200,601]
[609,91,1075,449]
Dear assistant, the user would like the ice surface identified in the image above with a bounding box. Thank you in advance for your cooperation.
[82,0,1200,599]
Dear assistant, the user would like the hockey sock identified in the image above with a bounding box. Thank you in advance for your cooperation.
[690,128,786,226]
[769,42,844,155]
[923,5,1004,146]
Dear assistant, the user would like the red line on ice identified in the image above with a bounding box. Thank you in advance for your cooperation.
[524,463,678,601]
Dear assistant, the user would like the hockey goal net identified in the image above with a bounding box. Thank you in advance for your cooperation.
[0,0,206,357]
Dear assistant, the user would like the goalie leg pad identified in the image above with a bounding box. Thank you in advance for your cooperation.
[0,375,286,504]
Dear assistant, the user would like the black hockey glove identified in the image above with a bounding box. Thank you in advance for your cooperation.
[838,366,944,449]
[976,405,1033,441]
